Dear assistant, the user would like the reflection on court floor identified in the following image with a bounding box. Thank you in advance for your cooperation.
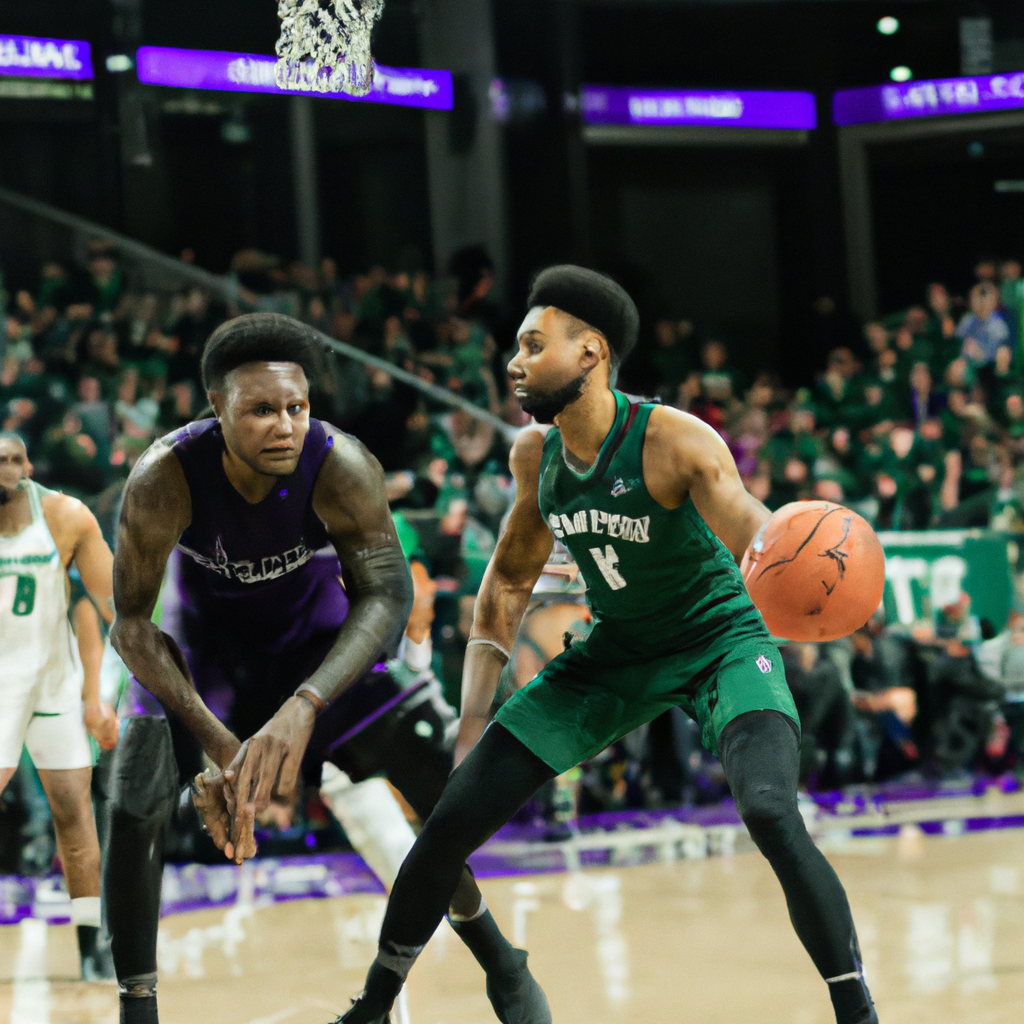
[2,829,1024,1024]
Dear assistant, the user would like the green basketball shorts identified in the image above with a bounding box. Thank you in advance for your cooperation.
[493,630,799,774]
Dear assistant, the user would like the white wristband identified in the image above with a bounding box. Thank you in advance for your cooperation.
[399,633,433,673]
[466,638,512,662]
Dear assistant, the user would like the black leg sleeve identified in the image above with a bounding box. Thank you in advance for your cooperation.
[719,710,876,1024]
[103,717,178,1001]
[373,701,553,1023]
[378,723,555,963]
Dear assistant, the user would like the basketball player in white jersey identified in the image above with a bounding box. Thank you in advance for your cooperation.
[0,432,120,979]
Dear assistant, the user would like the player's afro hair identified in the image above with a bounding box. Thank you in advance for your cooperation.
[527,265,639,368]
[201,312,322,391]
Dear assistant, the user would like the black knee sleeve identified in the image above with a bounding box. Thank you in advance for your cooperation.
[104,716,179,989]
[720,710,869,1003]
[110,717,179,821]
[720,710,802,842]
[91,746,116,864]
[741,799,806,861]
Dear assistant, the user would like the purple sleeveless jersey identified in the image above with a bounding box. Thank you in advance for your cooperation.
[170,417,349,654]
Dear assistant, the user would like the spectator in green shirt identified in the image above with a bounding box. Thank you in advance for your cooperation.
[1002,390,1024,449]
[812,426,866,503]
[847,375,902,434]
[892,321,932,383]
[985,345,1024,426]
[649,318,692,402]
[699,339,737,410]
[876,426,925,528]
[79,327,122,401]
[813,347,863,430]
[958,432,1002,504]
[38,409,106,496]
[760,402,819,508]
[925,283,960,370]
[899,418,948,528]
[36,262,71,312]
[1000,260,1024,354]
[84,241,124,316]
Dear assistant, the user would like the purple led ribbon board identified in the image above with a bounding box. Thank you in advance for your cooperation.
[581,85,817,130]
[0,35,93,80]
[834,71,1024,126]
[136,46,452,110]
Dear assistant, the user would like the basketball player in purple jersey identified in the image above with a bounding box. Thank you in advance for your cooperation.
[106,313,549,1024]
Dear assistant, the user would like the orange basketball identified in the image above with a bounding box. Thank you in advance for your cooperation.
[739,501,885,642]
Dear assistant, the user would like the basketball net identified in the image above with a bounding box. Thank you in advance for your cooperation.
[275,0,385,97]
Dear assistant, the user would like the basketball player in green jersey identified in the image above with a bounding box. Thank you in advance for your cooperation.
[336,266,878,1024]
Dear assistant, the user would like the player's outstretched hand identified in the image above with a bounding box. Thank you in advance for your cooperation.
[84,703,120,750]
[223,696,316,866]
[191,768,241,857]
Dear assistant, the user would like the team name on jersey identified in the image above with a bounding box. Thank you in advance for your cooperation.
[547,510,651,543]
[178,535,315,583]
[0,552,56,568]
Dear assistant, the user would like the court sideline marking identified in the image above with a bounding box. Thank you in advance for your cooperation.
[10,918,49,1024]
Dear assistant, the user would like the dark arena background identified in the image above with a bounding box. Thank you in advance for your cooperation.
[3,2,1024,1022]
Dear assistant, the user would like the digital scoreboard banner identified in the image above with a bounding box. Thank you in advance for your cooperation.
[136,46,453,110]
[834,71,1024,126]
[581,85,817,130]
[0,35,93,80]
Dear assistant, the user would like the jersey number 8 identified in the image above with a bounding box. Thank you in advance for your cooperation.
[12,575,36,616]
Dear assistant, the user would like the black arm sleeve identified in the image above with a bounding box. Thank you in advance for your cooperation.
[300,540,414,706]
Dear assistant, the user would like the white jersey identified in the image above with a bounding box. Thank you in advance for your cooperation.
[0,480,90,770]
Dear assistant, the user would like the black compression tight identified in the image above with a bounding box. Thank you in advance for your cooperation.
[719,711,875,1023]
[378,724,555,955]
[374,713,874,1024]
[718,712,863,975]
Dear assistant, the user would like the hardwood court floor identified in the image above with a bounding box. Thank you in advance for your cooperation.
[2,828,1023,1024]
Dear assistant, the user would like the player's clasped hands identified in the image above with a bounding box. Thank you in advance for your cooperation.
[191,768,246,858]
[192,760,261,863]
[193,695,316,865]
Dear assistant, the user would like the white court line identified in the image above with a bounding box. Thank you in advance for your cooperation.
[10,918,50,1024]
[393,985,411,1024]
[242,1007,303,1024]
[242,998,365,1024]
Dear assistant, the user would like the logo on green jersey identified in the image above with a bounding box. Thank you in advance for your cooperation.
[610,476,641,497]
[756,655,772,674]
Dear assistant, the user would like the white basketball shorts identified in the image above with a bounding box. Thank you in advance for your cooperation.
[0,686,92,771]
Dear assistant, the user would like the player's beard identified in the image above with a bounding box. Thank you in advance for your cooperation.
[0,485,10,506]
[518,371,589,424]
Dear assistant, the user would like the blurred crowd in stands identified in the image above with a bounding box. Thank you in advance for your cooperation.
[640,259,1024,534]
[4,240,1024,872]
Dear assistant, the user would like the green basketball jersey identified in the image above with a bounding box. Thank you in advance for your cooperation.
[537,390,768,658]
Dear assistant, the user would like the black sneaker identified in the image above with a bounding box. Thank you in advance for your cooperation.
[80,943,115,982]
[78,924,115,982]
[331,993,392,1024]
[486,949,552,1024]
